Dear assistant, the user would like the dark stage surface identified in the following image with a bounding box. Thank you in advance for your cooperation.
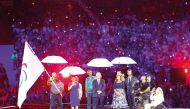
[0,103,112,109]
[0,103,170,109]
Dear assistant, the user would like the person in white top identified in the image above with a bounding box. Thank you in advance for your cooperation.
[144,87,165,109]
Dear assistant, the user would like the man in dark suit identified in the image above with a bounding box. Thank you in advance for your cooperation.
[92,72,106,109]
[125,69,138,109]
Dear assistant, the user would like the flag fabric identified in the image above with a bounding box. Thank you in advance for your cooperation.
[17,42,44,108]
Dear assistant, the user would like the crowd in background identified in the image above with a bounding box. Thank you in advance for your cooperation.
[12,15,190,76]
[1,15,190,107]
[0,64,17,106]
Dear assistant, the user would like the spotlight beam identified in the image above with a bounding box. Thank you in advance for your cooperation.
[74,0,100,25]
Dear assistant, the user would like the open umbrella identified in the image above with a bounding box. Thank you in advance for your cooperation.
[41,56,68,64]
[87,58,113,67]
[111,57,137,64]
[59,66,86,76]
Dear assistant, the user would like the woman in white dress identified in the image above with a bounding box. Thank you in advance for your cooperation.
[144,87,165,109]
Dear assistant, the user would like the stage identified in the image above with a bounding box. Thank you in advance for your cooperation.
[0,103,112,109]
[0,103,170,109]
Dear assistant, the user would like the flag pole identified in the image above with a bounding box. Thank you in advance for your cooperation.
[44,67,62,96]
[26,42,62,96]
[26,41,62,96]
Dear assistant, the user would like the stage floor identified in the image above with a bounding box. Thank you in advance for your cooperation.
[0,103,112,109]
[0,103,170,109]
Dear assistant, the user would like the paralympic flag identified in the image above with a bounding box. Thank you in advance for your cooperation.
[17,42,45,108]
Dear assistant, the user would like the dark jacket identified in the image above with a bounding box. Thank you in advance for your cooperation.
[92,79,106,97]
[125,76,137,92]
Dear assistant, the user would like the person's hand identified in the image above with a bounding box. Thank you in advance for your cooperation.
[116,92,120,96]
[78,96,81,100]
[115,92,118,96]
[72,82,76,86]
[59,93,62,97]
[50,77,53,81]
[70,84,73,88]
[97,90,102,94]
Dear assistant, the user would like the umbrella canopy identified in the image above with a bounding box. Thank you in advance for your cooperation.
[41,56,68,64]
[111,57,137,64]
[59,66,86,76]
[87,58,113,67]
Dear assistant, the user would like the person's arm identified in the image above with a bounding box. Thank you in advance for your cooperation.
[145,82,151,93]
[47,78,51,86]
[101,79,106,94]
[140,83,150,94]
[124,78,127,90]
[140,87,150,94]
[92,80,96,94]
[78,88,81,100]
[113,89,118,93]
[143,87,150,93]
[68,83,73,91]
[120,81,125,93]
[114,89,120,96]
[151,81,156,92]
[113,83,121,96]
[85,78,88,97]
[131,77,137,93]
[113,83,118,94]
[79,83,82,99]
[121,74,125,81]
[60,82,64,93]
[132,77,138,87]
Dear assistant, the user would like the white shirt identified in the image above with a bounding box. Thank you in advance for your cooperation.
[50,81,64,94]
[97,79,101,85]
[128,76,132,83]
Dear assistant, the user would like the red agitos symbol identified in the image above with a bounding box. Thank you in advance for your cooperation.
[19,63,28,87]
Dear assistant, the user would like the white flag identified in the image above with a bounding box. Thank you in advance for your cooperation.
[17,42,44,108]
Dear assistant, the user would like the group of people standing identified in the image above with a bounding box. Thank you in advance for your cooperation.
[47,69,164,109]
[111,69,165,109]
[47,73,83,109]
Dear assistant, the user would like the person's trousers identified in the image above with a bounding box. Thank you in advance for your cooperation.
[92,96,104,109]
[87,92,93,109]
[50,93,63,109]
[127,92,135,109]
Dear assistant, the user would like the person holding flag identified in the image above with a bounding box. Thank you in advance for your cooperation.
[47,72,64,109]
[17,41,63,109]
